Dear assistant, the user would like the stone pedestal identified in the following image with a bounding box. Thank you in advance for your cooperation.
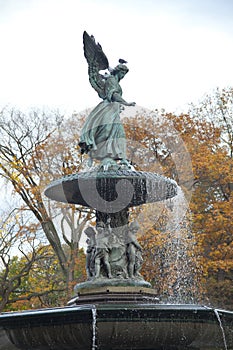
[68,286,159,305]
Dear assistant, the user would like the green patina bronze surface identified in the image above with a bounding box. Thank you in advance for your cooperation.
[79,31,135,165]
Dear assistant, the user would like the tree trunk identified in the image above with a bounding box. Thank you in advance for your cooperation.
[41,220,68,277]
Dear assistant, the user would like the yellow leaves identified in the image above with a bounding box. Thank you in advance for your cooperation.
[207,259,233,273]
[123,110,233,305]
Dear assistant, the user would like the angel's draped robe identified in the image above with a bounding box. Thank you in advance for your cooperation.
[79,75,126,160]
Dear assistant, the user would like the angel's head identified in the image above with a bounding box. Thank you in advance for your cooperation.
[112,64,129,80]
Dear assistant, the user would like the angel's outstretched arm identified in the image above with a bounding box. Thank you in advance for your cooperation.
[112,93,136,107]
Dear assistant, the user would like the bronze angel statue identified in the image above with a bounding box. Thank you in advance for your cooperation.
[79,31,135,168]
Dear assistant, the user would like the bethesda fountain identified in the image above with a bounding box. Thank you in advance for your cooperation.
[0,31,233,350]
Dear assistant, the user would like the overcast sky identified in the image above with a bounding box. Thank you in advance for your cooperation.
[0,0,233,113]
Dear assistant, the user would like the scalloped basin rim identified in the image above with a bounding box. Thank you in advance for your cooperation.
[44,170,178,207]
[0,304,233,350]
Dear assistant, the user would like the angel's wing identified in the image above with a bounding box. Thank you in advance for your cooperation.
[83,31,109,99]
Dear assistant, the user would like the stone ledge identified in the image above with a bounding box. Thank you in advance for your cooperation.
[68,285,159,306]
[77,285,157,295]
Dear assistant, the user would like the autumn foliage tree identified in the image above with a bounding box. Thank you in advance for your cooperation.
[6,245,86,311]
[187,87,233,308]
[0,207,61,311]
[123,96,233,307]
[0,107,92,302]
[149,88,233,308]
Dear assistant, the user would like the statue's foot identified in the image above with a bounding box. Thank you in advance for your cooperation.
[100,158,119,171]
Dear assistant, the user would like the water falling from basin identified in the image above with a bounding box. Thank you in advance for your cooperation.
[214,309,228,350]
[92,306,97,350]
[160,187,202,303]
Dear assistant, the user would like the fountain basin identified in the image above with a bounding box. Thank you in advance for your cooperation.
[44,170,177,209]
[0,304,233,350]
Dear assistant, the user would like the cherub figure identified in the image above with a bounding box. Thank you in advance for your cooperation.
[94,218,112,279]
[79,31,135,168]
[126,221,143,279]
[84,226,96,279]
